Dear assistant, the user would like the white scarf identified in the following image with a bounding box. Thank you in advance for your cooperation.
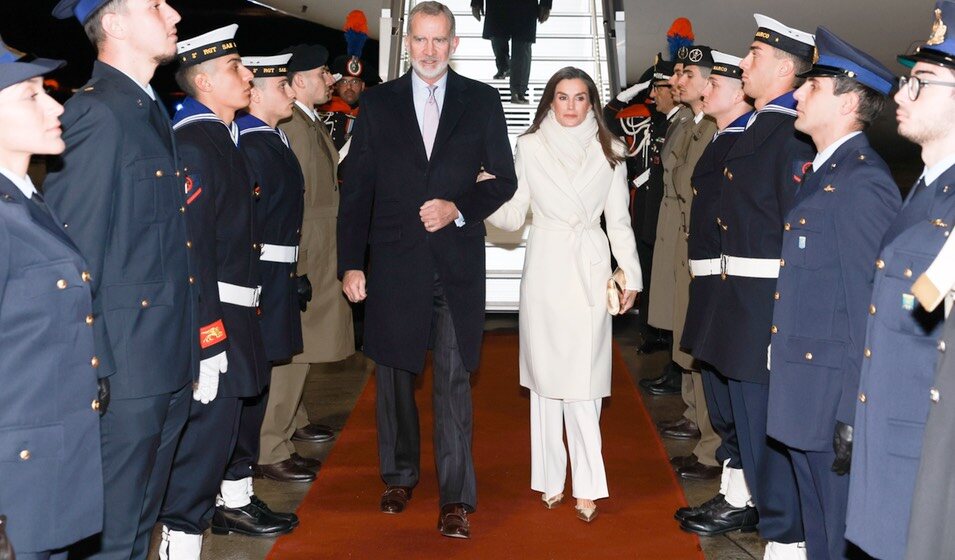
[538,109,600,180]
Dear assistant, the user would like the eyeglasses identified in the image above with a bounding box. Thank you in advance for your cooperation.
[898,75,955,101]
[338,78,363,88]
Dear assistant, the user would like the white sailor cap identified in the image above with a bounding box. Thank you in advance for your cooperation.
[711,50,744,80]
[240,54,292,77]
[753,14,815,62]
[177,24,239,68]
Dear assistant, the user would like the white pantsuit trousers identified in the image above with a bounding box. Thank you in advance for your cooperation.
[530,390,609,500]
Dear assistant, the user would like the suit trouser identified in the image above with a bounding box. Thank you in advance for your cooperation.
[727,379,804,543]
[681,370,720,466]
[91,383,190,560]
[376,276,476,510]
[159,396,243,533]
[701,364,741,468]
[490,37,533,96]
[225,389,270,481]
[790,449,853,560]
[530,391,608,500]
[259,362,310,465]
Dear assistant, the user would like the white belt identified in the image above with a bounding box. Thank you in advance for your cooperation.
[218,282,262,307]
[260,244,299,263]
[722,255,780,279]
[689,258,722,277]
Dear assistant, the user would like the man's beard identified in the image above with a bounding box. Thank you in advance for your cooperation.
[411,58,449,80]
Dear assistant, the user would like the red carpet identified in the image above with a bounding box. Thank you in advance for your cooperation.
[268,332,703,559]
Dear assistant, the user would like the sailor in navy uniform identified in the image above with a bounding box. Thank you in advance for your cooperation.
[766,27,900,560]
[45,2,201,558]
[693,14,816,557]
[236,55,320,483]
[676,50,759,536]
[846,3,955,558]
[0,43,102,560]
[156,27,291,557]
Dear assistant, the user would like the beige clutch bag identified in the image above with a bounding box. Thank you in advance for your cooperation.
[607,268,626,315]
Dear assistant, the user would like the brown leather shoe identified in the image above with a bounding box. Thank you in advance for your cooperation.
[669,454,697,469]
[660,418,701,440]
[677,460,722,480]
[291,424,335,443]
[437,503,470,539]
[290,453,321,472]
[380,486,412,514]
[254,458,316,483]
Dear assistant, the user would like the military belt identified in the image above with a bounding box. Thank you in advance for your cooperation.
[218,282,262,307]
[722,255,780,279]
[689,258,722,277]
[260,244,299,263]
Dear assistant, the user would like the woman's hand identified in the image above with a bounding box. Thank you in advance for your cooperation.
[618,289,639,314]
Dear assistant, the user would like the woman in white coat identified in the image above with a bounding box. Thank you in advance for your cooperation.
[487,67,642,522]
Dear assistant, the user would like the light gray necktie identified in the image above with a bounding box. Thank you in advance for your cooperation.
[422,84,439,159]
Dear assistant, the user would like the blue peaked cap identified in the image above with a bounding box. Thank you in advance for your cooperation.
[52,0,112,24]
[798,26,894,95]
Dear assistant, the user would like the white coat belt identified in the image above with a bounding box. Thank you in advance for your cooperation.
[218,282,262,307]
[533,215,602,307]
[260,244,299,263]
[689,258,722,277]
[722,255,780,279]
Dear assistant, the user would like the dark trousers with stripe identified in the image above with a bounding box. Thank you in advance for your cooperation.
[376,276,476,510]
[701,364,741,468]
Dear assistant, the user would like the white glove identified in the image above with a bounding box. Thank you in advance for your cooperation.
[195,351,227,404]
[617,80,650,103]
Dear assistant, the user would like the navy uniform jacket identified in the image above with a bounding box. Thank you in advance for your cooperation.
[0,177,102,552]
[470,0,553,43]
[43,61,199,399]
[682,112,750,352]
[766,133,900,451]
[695,92,814,383]
[846,164,955,560]
[339,69,517,373]
[237,113,305,362]
[173,99,268,398]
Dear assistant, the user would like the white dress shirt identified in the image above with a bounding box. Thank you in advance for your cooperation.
[294,100,318,122]
[0,166,37,198]
[811,131,862,171]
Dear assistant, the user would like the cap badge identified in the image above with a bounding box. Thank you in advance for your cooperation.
[928,7,947,46]
[813,46,820,64]
[688,48,703,63]
[677,46,689,60]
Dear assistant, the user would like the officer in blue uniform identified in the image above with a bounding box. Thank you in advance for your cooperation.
[846,3,955,558]
[157,27,292,556]
[0,40,102,560]
[693,14,816,557]
[767,27,900,560]
[677,50,759,536]
[237,55,321,483]
[45,2,201,558]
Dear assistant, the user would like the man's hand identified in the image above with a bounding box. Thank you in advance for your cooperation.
[619,290,639,314]
[832,421,853,475]
[419,199,459,232]
[195,351,227,404]
[297,274,313,312]
[472,6,483,21]
[97,378,110,417]
[343,270,367,303]
[538,7,550,23]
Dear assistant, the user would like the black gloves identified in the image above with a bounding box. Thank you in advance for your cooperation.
[472,6,483,21]
[297,274,313,312]
[0,514,14,560]
[832,421,853,475]
[97,378,110,417]
[538,7,550,23]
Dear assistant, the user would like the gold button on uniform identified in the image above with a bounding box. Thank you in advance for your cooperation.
[186,241,193,249]
[799,218,806,225]
[930,388,941,403]
[141,299,150,308]
[92,400,100,411]
[188,276,195,285]
[904,268,913,278]
[252,243,259,250]
[859,393,867,403]
[81,271,91,282]
[774,292,780,300]
[721,273,727,280]
[91,356,100,368]
[805,352,813,361]
[869,304,877,315]
[875,259,885,269]
[179,206,185,214]
[289,272,295,278]
[784,223,791,231]
[780,259,786,267]
[19,450,30,461]
[85,314,94,326]
[864,348,872,358]
[940,340,947,353]
[56,279,67,289]
[771,325,778,334]
[155,170,164,178]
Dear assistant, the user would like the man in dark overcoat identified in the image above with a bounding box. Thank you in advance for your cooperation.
[471,0,552,103]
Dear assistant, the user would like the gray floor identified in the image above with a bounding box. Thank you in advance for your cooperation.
[165,313,765,559]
